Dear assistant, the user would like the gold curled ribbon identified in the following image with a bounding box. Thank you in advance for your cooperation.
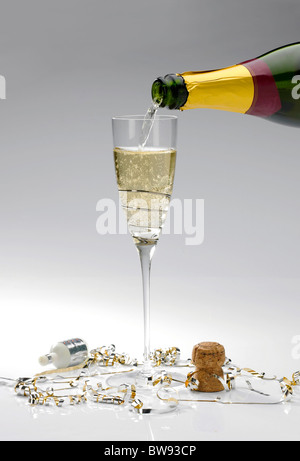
[33,345,182,381]
[151,347,181,367]
[131,398,144,413]
[291,371,300,386]
[11,345,300,410]
[184,362,298,404]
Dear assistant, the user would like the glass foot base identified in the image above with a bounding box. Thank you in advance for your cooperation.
[106,367,186,391]
[106,367,186,414]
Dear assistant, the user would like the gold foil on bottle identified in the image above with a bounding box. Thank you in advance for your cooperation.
[180,64,254,113]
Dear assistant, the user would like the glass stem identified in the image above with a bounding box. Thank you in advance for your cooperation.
[136,243,156,376]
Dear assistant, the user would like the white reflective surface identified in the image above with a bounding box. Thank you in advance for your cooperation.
[1,378,300,441]
[1,276,300,441]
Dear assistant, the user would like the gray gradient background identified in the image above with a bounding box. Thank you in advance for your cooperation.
[0,0,300,381]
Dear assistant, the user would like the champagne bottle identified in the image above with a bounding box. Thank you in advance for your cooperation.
[151,43,300,127]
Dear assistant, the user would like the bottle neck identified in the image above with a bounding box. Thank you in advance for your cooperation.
[151,74,188,109]
[180,65,255,113]
[152,67,255,113]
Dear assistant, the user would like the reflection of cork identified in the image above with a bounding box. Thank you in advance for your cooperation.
[191,342,225,392]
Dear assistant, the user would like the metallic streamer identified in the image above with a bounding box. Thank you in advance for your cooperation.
[6,344,300,411]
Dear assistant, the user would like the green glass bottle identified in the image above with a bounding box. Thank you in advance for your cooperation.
[152,43,300,127]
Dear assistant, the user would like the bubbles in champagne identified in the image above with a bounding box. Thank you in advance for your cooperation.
[114,147,176,245]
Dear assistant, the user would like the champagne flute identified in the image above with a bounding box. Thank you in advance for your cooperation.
[111,114,178,386]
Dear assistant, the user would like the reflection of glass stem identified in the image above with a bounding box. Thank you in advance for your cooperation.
[136,243,156,377]
[146,417,155,441]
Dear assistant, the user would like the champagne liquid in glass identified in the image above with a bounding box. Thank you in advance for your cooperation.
[114,147,176,245]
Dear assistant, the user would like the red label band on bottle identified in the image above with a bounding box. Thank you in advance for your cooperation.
[242,59,281,117]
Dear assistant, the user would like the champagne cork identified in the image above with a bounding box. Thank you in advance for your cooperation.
[191,342,225,392]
